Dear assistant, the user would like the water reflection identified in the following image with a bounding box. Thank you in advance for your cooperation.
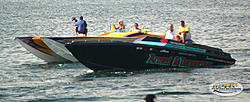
[20,62,85,70]
[76,68,195,81]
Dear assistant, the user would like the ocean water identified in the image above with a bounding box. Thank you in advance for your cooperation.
[0,0,250,101]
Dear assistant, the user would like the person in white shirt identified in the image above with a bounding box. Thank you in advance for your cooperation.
[164,24,176,40]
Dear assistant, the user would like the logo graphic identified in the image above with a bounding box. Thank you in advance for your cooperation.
[210,80,243,96]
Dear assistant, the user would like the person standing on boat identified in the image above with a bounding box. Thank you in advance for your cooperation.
[74,16,88,36]
[113,20,125,30]
[165,24,176,40]
[175,20,191,43]
[72,18,78,36]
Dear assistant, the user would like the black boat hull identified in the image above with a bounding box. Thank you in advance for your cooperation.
[66,41,236,71]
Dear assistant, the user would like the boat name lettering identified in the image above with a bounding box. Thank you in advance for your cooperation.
[146,54,213,67]
[146,54,173,65]
[175,57,213,67]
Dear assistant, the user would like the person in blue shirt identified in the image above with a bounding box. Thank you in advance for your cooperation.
[74,16,88,36]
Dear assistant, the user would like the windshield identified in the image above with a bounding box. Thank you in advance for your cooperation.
[115,29,130,33]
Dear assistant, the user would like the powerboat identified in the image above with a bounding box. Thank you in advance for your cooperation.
[14,26,165,63]
[65,37,236,71]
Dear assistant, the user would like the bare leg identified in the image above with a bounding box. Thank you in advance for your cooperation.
[85,29,88,36]
[182,33,186,43]
[74,27,78,36]
[175,35,180,41]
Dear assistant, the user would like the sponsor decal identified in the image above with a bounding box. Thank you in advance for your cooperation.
[165,44,206,53]
[149,48,153,51]
[136,47,158,52]
[160,49,169,53]
[210,81,243,96]
[136,47,143,50]
[149,48,158,51]
[146,54,213,67]
[178,52,196,57]
[169,41,185,46]
[206,56,233,64]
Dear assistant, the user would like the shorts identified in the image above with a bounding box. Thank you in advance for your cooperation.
[179,33,191,40]
[76,27,88,34]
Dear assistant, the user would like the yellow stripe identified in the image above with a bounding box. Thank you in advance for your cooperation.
[33,37,53,55]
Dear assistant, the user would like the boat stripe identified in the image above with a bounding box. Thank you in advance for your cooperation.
[135,41,206,53]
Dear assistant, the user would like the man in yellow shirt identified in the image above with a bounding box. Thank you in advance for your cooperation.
[175,21,191,43]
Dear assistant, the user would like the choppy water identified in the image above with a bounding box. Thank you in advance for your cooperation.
[1,0,250,101]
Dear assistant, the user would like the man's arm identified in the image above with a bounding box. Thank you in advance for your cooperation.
[183,26,189,34]
[181,31,189,33]
[74,21,79,26]
[73,20,77,27]
[178,27,183,35]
